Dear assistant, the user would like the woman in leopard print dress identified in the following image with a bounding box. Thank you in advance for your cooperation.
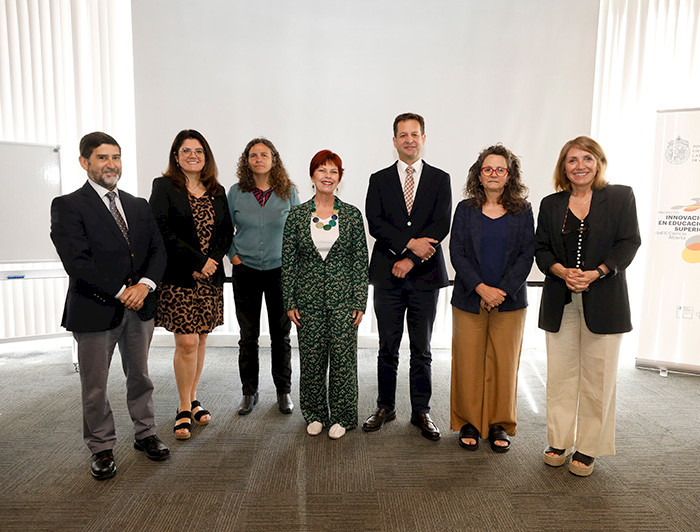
[149,129,233,440]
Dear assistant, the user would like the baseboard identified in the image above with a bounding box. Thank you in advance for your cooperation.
[635,358,700,376]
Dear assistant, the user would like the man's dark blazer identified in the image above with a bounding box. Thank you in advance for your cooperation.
[148,177,233,289]
[535,184,641,334]
[450,200,534,314]
[50,181,167,333]
[365,161,451,290]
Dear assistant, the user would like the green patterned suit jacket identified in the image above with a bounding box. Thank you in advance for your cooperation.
[282,198,368,313]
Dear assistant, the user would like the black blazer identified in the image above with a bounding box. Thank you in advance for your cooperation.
[535,185,641,333]
[365,161,452,290]
[450,200,534,314]
[50,182,167,332]
[149,177,233,289]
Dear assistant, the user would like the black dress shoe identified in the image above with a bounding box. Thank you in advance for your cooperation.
[362,408,396,432]
[410,413,441,441]
[91,450,116,480]
[238,392,259,415]
[277,393,294,414]
[134,435,171,461]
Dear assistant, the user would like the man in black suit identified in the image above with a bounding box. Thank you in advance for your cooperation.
[363,113,451,440]
[51,132,170,480]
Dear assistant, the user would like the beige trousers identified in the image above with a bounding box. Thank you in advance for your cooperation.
[450,306,526,437]
[545,293,622,457]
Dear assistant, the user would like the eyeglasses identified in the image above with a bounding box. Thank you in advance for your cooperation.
[481,166,508,177]
[180,147,205,156]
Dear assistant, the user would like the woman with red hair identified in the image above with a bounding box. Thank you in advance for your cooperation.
[281,150,368,440]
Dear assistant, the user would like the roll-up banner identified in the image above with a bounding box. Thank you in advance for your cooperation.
[637,108,700,375]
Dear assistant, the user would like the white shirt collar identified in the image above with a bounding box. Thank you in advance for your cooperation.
[87,178,119,199]
[397,158,423,176]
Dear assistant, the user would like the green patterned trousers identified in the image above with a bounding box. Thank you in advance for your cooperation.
[297,307,359,429]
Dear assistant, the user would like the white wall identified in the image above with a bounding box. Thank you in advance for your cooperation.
[131,0,599,241]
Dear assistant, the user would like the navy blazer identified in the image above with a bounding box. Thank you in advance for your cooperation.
[535,185,641,334]
[365,161,451,290]
[50,181,167,332]
[149,177,233,289]
[450,200,535,314]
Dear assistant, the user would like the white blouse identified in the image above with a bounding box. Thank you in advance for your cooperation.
[310,216,339,260]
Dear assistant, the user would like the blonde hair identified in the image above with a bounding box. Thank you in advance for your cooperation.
[553,136,608,192]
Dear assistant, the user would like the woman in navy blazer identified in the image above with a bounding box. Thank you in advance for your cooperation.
[149,129,233,440]
[537,136,640,476]
[449,145,534,453]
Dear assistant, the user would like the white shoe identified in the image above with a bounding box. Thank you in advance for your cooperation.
[328,424,346,440]
[307,421,323,436]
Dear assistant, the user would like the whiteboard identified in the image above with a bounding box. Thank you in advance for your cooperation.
[0,141,62,262]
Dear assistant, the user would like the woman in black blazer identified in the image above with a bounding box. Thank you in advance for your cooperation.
[536,136,640,476]
[449,145,534,453]
[149,129,233,440]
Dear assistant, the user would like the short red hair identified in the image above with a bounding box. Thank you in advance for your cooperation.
[309,150,344,180]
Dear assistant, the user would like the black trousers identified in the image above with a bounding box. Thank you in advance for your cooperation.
[232,264,292,395]
[373,285,439,414]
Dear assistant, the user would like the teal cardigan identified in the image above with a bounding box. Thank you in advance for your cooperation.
[281,198,368,313]
[227,184,300,271]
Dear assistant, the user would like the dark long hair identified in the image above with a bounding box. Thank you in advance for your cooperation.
[163,129,223,196]
[464,144,529,214]
[236,137,296,200]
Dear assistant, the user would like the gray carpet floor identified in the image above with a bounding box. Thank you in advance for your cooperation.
[0,344,698,531]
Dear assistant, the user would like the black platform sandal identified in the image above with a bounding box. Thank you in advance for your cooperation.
[191,400,211,426]
[543,446,567,467]
[488,424,511,453]
[174,410,192,440]
[569,451,595,477]
[458,423,480,451]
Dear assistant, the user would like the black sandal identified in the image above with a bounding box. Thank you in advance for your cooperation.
[543,446,567,467]
[488,424,510,453]
[174,410,192,440]
[569,451,595,477]
[191,400,211,426]
[458,423,479,451]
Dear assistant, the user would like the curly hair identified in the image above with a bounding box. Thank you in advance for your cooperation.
[553,136,608,192]
[163,129,223,196]
[236,138,296,200]
[464,144,529,214]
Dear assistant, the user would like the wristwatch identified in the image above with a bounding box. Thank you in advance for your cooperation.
[595,267,606,279]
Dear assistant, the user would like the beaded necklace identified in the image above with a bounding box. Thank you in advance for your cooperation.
[311,198,339,231]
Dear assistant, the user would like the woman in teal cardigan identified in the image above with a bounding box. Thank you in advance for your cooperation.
[228,138,299,416]
[282,150,368,440]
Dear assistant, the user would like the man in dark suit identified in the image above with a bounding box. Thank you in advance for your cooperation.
[51,132,170,480]
[363,113,452,440]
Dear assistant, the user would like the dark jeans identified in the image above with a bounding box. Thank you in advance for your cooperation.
[232,264,292,395]
[373,285,439,414]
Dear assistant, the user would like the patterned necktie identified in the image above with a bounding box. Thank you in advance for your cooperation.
[404,165,415,214]
[106,191,130,245]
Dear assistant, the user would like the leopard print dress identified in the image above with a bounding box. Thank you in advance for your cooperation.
[155,193,224,334]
